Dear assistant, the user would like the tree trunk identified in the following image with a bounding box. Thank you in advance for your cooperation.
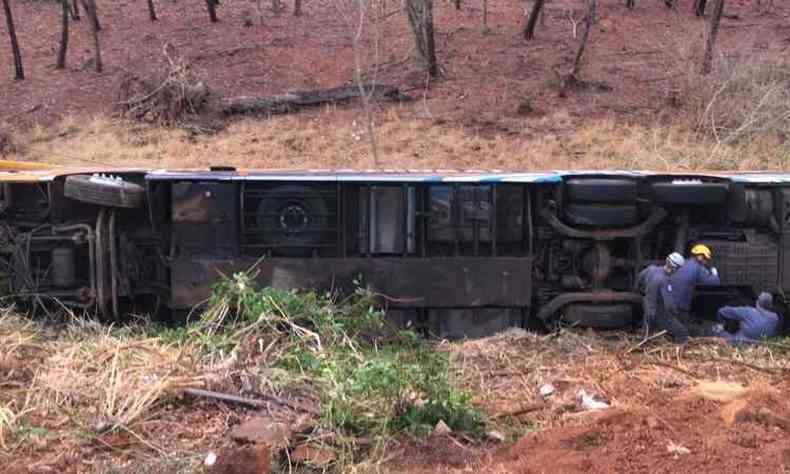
[221,84,409,115]
[571,0,596,78]
[405,0,439,78]
[701,0,724,74]
[454,0,461,10]
[482,0,488,33]
[206,0,218,22]
[80,0,100,30]
[2,0,24,80]
[147,0,157,20]
[694,0,707,16]
[523,0,546,40]
[57,0,69,70]
[423,0,437,78]
[626,0,635,9]
[84,0,102,72]
[293,0,301,16]
[664,0,674,9]
[71,0,80,20]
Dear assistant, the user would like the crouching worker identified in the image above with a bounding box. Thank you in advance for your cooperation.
[713,292,780,344]
[637,252,689,344]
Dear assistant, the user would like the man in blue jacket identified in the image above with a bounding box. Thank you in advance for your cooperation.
[671,244,721,325]
[637,252,688,344]
[713,292,780,344]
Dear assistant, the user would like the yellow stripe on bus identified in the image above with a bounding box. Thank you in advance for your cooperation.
[0,160,55,171]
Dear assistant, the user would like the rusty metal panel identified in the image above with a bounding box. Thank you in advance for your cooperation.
[170,257,532,309]
[699,233,779,293]
[172,182,239,256]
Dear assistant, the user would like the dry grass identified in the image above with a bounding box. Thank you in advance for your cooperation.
[1,305,788,470]
[447,328,790,436]
[0,312,215,465]
[4,103,788,172]
[30,325,207,435]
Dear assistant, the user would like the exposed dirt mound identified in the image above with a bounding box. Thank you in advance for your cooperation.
[384,330,790,473]
[481,385,790,473]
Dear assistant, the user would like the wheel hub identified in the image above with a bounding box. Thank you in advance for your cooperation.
[279,204,309,235]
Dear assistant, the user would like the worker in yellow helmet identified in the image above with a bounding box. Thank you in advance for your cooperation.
[670,244,721,327]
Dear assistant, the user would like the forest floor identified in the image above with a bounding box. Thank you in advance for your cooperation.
[1,0,789,171]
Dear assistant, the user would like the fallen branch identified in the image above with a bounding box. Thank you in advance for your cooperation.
[221,84,411,116]
[182,387,320,415]
[648,360,701,379]
[625,330,668,354]
[708,356,782,375]
[494,402,546,418]
[487,370,529,378]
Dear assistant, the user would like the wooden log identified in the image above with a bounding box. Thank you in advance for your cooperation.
[494,402,547,418]
[182,387,321,415]
[221,84,410,116]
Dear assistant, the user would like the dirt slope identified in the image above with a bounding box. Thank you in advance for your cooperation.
[391,330,790,474]
[1,0,788,130]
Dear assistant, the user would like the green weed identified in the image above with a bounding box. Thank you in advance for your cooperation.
[193,270,485,445]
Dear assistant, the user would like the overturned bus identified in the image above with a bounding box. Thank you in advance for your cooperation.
[1,161,788,337]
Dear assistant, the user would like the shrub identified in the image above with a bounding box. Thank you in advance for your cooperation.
[194,270,485,441]
[688,54,790,146]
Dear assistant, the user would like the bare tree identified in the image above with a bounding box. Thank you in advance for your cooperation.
[57,0,70,70]
[84,0,102,72]
[330,0,383,165]
[351,0,380,165]
[206,0,218,22]
[701,0,724,74]
[755,0,774,12]
[626,0,635,9]
[2,0,24,80]
[71,0,80,20]
[294,0,302,16]
[405,0,438,78]
[80,0,100,30]
[571,0,595,78]
[147,0,157,20]
[693,0,706,16]
[523,0,546,40]
[481,0,488,33]
[454,0,460,10]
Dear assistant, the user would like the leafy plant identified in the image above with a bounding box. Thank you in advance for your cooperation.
[192,270,485,443]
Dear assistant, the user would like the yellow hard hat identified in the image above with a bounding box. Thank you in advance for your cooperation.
[691,244,712,260]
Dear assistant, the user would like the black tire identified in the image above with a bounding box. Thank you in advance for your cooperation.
[565,203,639,227]
[64,175,145,208]
[565,179,637,204]
[650,181,729,205]
[563,303,635,329]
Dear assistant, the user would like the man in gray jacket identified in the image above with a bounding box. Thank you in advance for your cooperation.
[637,252,689,344]
[713,292,780,344]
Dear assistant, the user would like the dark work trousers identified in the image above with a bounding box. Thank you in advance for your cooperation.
[652,310,690,344]
[677,310,710,337]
